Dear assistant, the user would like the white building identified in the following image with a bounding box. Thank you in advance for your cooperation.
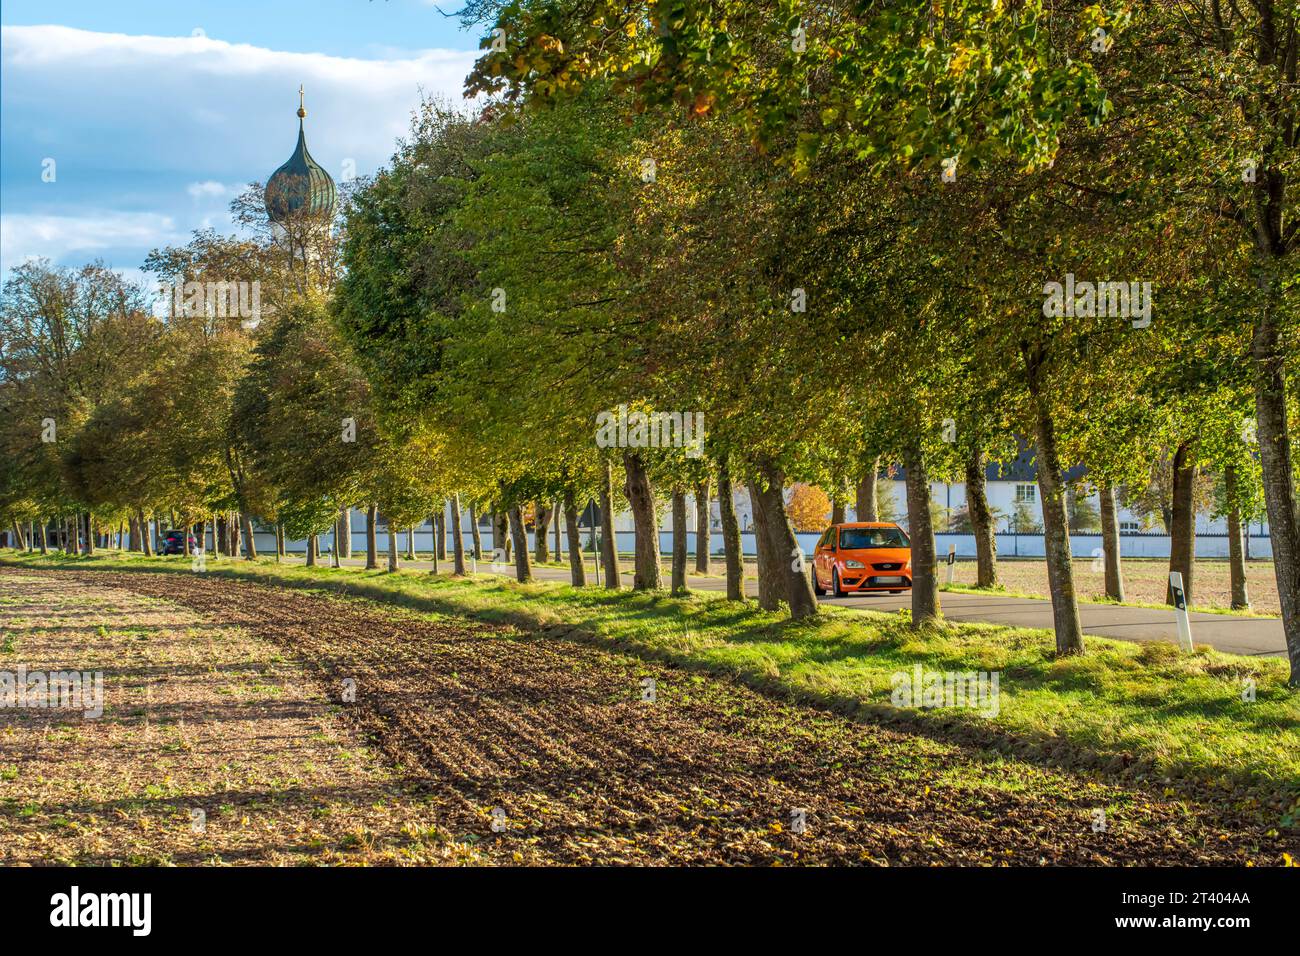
[244,455,1269,560]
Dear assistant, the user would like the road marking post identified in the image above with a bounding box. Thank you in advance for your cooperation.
[1168,571,1193,652]
[946,544,956,585]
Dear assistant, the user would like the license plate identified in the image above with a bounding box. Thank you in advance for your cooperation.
[873,576,905,585]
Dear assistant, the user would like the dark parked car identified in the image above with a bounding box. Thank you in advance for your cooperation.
[160,529,198,555]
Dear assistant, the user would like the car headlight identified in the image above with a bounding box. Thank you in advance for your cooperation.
[845,560,864,569]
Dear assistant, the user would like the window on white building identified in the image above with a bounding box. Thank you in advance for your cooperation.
[1015,483,1036,503]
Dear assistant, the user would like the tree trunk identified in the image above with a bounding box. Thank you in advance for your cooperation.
[386,521,398,572]
[563,489,586,586]
[365,504,379,570]
[965,447,997,588]
[306,533,317,567]
[428,517,438,573]
[339,507,352,558]
[753,459,818,618]
[554,498,562,561]
[1253,306,1300,685]
[241,513,258,561]
[128,517,140,552]
[534,500,551,563]
[275,524,285,560]
[1224,465,1250,610]
[508,506,532,583]
[1226,509,1250,610]
[1099,481,1125,602]
[37,520,48,554]
[493,510,510,562]
[406,526,415,561]
[83,513,94,555]
[857,457,880,521]
[11,521,27,551]
[671,488,688,594]
[450,493,467,575]
[694,478,711,573]
[831,479,846,526]
[747,481,782,611]
[1030,401,1085,656]
[435,508,447,562]
[717,455,745,601]
[139,511,153,557]
[1166,441,1196,606]
[599,461,621,589]
[622,450,661,590]
[468,501,483,561]
[902,442,940,626]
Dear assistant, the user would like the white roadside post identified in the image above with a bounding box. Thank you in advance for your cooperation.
[946,544,957,585]
[1168,571,1193,652]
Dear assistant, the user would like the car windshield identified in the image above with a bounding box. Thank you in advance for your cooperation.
[839,527,909,549]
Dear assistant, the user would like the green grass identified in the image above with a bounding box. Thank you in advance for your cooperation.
[3,547,1297,813]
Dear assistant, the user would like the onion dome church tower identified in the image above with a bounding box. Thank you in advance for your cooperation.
[264,86,337,226]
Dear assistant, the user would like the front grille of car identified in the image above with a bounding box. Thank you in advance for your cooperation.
[873,562,902,571]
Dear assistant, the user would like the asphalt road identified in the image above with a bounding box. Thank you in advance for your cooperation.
[299,555,1289,659]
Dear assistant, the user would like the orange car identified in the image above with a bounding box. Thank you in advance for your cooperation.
[811,522,912,597]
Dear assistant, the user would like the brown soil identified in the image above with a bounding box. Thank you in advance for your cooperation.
[1,567,1294,866]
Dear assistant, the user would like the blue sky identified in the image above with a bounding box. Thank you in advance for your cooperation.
[1,0,484,285]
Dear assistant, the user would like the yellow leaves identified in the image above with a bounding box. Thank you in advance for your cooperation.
[949,43,977,76]
[769,821,784,834]
[691,91,716,116]
[623,20,637,39]
[1284,852,1296,867]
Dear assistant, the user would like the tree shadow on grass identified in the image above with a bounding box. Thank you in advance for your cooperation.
[6,557,1297,818]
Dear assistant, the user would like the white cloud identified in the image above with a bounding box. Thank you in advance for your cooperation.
[1,25,480,275]
[187,180,230,200]
[0,211,186,277]
[1,25,478,175]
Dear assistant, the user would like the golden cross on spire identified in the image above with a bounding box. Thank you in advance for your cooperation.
[297,85,306,119]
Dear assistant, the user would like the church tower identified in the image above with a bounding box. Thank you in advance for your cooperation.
[264,86,337,226]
